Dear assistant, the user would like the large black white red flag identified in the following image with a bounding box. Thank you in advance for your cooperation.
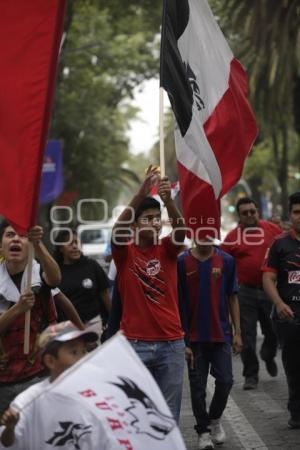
[160,0,258,239]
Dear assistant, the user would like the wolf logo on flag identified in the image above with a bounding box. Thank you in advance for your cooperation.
[111,376,176,440]
[45,422,92,449]
[184,63,205,111]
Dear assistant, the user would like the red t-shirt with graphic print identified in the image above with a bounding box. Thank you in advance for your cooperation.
[112,237,184,340]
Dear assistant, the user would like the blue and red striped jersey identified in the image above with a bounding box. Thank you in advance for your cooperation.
[178,247,238,344]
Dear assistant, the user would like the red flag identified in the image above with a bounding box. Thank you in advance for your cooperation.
[0,0,67,233]
[160,0,258,240]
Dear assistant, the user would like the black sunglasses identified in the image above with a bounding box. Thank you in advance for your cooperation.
[240,209,257,216]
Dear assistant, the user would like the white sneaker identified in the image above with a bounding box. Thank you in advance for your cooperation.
[198,432,214,449]
[210,419,226,444]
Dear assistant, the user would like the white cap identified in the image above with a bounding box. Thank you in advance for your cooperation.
[39,321,98,353]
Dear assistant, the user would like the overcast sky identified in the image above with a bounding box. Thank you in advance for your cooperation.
[128,79,170,155]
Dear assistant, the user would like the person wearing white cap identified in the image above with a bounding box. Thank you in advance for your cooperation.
[0,321,98,448]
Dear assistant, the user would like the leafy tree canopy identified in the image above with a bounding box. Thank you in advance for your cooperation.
[50,0,162,210]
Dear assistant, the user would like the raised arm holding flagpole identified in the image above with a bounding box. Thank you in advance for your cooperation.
[24,228,62,353]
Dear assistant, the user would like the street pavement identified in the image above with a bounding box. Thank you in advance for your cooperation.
[180,337,300,450]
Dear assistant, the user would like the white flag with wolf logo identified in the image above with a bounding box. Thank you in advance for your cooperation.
[2,334,186,450]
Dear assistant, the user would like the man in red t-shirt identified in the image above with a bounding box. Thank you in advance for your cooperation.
[221,197,281,390]
[0,221,61,417]
[111,165,186,422]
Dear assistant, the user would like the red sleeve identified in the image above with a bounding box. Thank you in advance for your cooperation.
[262,266,277,273]
[220,228,238,256]
[111,242,128,267]
[266,221,282,237]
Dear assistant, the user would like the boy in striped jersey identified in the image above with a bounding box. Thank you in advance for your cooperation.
[178,239,242,450]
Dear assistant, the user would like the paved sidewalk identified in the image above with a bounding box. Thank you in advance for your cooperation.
[180,343,300,449]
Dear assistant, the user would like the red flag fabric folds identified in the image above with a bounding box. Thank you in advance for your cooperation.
[0,0,67,233]
[160,0,258,240]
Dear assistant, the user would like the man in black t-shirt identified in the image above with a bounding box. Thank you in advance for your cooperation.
[263,192,300,429]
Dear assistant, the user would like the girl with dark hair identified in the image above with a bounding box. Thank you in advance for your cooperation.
[53,230,111,331]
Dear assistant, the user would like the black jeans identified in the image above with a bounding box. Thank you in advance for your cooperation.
[0,374,44,418]
[188,342,233,434]
[238,285,277,380]
[276,318,300,417]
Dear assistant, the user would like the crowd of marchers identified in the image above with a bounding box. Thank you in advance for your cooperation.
[0,167,300,450]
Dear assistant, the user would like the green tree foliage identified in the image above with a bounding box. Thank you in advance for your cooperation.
[213,0,300,123]
[49,0,300,222]
[210,0,300,215]
[50,0,162,209]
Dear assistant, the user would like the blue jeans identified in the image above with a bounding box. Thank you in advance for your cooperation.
[129,339,185,422]
[188,342,233,434]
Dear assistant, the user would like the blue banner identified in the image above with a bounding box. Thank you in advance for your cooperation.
[39,140,63,205]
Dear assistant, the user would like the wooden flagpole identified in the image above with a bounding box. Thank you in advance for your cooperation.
[24,242,34,354]
[159,87,166,178]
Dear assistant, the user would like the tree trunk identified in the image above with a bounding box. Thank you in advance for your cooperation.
[278,125,289,219]
[271,125,289,219]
